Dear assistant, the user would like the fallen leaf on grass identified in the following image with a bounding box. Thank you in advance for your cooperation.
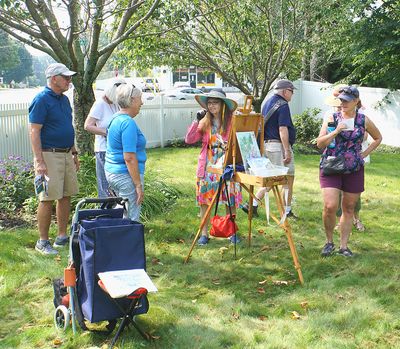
[219,247,228,255]
[148,229,154,234]
[151,257,163,265]
[231,312,240,320]
[257,287,265,294]
[212,278,220,285]
[290,311,301,320]
[52,338,62,347]
[148,333,161,340]
[300,301,308,309]
[176,238,185,244]
[260,245,270,252]
[258,315,268,321]
[257,229,265,234]
[272,280,289,286]
[258,279,269,285]
[192,299,197,303]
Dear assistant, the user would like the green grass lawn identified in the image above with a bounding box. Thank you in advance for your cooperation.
[1,149,399,349]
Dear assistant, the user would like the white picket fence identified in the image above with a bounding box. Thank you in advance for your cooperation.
[0,96,199,160]
[1,81,400,160]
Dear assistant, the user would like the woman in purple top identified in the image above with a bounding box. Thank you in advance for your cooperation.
[317,86,382,257]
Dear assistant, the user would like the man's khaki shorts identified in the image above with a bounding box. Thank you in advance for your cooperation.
[35,152,79,201]
[264,141,295,176]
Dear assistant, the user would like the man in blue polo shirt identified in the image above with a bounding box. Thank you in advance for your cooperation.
[29,63,79,255]
[242,79,297,218]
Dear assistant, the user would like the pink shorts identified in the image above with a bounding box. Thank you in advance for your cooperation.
[319,166,364,193]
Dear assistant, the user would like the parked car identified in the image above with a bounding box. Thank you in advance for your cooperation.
[173,81,191,88]
[163,87,204,100]
[141,77,160,92]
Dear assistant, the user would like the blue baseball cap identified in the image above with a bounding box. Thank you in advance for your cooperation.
[338,86,359,102]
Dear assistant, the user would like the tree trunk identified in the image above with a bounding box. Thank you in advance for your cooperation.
[73,80,95,154]
[310,51,318,81]
[253,98,263,113]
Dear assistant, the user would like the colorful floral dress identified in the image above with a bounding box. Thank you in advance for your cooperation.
[320,112,366,174]
[196,123,242,207]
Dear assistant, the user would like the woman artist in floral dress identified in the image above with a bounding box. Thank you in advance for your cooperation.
[185,90,242,245]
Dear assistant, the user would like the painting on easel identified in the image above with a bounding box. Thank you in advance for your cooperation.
[236,131,261,171]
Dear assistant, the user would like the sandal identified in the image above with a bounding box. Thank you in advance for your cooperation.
[353,218,365,232]
[198,235,209,246]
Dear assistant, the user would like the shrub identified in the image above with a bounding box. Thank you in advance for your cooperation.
[375,144,400,154]
[293,108,322,153]
[72,153,181,221]
[142,170,181,222]
[0,155,34,214]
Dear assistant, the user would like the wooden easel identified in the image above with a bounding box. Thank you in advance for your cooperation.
[184,97,304,285]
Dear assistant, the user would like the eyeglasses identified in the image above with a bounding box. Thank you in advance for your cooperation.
[207,100,221,105]
[114,82,132,88]
[339,87,358,97]
[130,84,139,98]
[286,89,294,93]
[58,75,72,81]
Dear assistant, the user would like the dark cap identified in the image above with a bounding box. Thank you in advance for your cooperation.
[338,86,359,102]
[274,79,296,90]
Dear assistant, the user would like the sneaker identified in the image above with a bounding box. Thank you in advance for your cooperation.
[321,242,335,257]
[198,235,209,246]
[353,219,365,232]
[53,235,69,248]
[241,203,258,217]
[338,248,353,257]
[286,210,298,219]
[35,240,59,255]
[228,235,241,244]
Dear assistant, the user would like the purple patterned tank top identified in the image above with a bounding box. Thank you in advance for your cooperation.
[320,112,365,173]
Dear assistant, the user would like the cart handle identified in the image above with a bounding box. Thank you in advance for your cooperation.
[79,197,124,204]
[73,197,125,213]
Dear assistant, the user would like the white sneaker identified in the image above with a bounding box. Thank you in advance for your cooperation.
[35,240,59,255]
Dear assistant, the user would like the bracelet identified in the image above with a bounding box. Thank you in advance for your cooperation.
[72,151,78,156]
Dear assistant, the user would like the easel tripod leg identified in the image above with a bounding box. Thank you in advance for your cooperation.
[273,185,304,285]
[248,185,254,247]
[184,184,221,263]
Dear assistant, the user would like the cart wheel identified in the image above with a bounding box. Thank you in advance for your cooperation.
[54,305,70,331]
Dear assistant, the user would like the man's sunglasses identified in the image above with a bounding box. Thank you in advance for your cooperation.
[58,75,72,81]
[339,87,358,97]
[114,82,134,88]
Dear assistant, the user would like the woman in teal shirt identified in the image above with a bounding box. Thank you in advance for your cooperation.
[105,84,146,221]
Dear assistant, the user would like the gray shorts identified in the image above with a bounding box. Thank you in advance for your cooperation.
[264,141,295,176]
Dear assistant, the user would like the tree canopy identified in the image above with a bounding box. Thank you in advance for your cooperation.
[0,0,160,153]
[0,30,20,74]
[118,0,400,108]
[118,0,314,110]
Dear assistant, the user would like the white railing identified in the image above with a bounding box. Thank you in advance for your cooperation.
[0,103,32,160]
[1,82,400,160]
[0,96,199,160]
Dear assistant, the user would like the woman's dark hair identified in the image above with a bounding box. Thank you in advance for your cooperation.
[208,100,232,135]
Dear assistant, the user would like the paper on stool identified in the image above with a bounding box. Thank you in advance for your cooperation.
[98,269,158,298]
